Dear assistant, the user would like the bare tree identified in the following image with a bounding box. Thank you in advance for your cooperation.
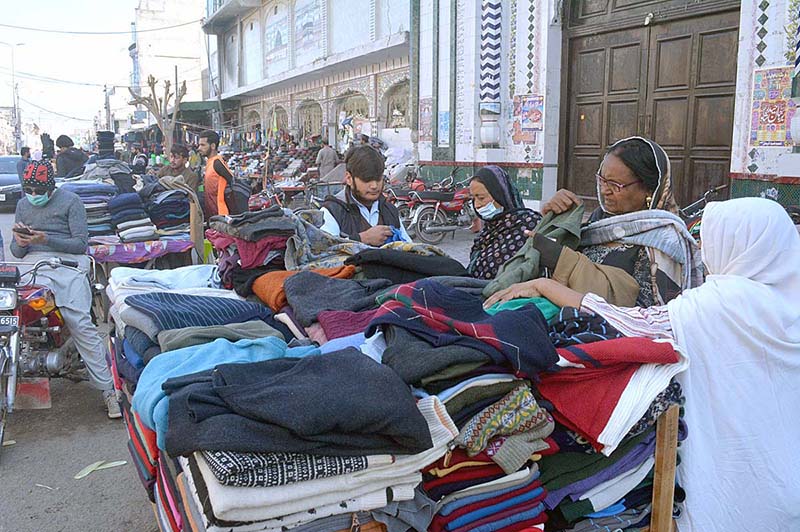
[128,73,187,153]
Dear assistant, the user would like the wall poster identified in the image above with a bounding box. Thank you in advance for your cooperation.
[750,67,797,147]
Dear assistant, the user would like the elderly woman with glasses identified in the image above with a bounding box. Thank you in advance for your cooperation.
[486,137,700,308]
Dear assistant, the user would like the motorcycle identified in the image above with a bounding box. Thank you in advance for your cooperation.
[679,183,729,243]
[385,164,428,233]
[411,171,476,244]
[0,257,93,454]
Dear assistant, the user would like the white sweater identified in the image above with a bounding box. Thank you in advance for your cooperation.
[194,396,458,522]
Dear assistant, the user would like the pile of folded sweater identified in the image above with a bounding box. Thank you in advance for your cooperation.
[206,206,297,297]
[60,181,118,237]
[109,192,157,243]
[108,235,690,532]
[144,189,191,238]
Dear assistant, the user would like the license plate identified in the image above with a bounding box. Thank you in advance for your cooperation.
[0,194,5,201]
[0,315,18,327]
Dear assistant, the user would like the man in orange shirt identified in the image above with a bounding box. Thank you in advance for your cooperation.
[198,130,234,217]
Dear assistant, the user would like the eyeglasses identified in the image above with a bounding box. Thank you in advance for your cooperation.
[23,186,49,195]
[595,173,642,193]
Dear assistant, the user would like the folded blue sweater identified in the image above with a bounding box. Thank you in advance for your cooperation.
[131,336,319,449]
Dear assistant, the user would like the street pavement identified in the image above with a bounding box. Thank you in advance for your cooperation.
[0,208,476,532]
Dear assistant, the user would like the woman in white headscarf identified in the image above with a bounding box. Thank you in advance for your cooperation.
[488,197,800,531]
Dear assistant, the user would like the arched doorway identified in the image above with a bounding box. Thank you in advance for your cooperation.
[337,91,370,150]
[243,109,262,148]
[383,80,410,129]
[268,105,289,131]
[297,100,323,142]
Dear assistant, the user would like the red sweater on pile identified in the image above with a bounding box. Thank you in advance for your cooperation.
[537,337,679,450]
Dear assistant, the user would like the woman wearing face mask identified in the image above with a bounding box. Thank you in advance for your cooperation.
[467,165,542,279]
[486,137,700,308]
[10,160,121,419]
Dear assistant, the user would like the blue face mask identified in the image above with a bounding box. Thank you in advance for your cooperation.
[26,193,51,207]
[476,202,504,220]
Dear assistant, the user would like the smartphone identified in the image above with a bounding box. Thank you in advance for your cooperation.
[12,226,34,236]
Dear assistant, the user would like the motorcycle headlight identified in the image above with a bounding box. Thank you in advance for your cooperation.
[0,288,17,311]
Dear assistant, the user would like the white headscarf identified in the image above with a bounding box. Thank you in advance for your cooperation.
[667,198,800,532]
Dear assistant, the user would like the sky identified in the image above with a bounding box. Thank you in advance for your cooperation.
[0,0,142,141]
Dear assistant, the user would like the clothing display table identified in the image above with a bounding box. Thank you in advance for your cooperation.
[88,239,194,265]
[89,239,195,322]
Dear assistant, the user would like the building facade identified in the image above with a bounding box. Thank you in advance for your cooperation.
[207,0,799,206]
[203,0,412,152]
[730,0,800,205]
[417,0,799,207]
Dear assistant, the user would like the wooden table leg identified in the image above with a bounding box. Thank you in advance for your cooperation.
[650,404,680,532]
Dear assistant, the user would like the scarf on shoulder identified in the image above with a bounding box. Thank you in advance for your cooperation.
[469,209,541,280]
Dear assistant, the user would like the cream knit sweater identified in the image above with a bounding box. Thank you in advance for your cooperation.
[193,396,458,522]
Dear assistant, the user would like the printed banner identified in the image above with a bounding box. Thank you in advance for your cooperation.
[419,98,433,142]
[750,67,797,147]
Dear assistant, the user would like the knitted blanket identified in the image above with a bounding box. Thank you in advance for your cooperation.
[367,280,557,377]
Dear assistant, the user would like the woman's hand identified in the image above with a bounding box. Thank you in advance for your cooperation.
[541,189,582,215]
[484,278,586,310]
[483,280,542,308]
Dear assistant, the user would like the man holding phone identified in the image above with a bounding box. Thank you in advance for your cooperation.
[10,160,120,419]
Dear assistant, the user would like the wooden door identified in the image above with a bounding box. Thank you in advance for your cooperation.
[563,27,649,201]
[560,1,740,207]
[645,11,739,205]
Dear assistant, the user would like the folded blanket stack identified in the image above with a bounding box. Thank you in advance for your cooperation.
[206,206,297,297]
[105,226,692,532]
[145,189,191,236]
[109,192,157,243]
[61,181,119,237]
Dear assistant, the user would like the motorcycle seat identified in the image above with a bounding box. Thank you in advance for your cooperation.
[392,188,413,197]
[0,325,18,336]
[415,191,455,202]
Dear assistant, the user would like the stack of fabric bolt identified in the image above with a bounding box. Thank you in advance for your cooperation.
[109,192,157,243]
[149,350,455,532]
[60,181,118,238]
[206,206,297,297]
[144,189,191,239]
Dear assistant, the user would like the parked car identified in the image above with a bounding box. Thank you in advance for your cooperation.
[0,155,23,209]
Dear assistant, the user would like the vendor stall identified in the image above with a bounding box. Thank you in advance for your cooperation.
[106,207,686,532]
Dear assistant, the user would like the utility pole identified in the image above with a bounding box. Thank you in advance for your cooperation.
[104,84,111,131]
[1,42,24,153]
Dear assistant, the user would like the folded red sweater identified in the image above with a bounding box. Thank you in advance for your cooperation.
[424,463,506,490]
[429,480,544,532]
[537,337,678,450]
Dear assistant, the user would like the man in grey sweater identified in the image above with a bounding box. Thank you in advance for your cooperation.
[11,160,120,418]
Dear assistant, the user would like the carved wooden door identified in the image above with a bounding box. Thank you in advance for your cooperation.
[560,0,740,207]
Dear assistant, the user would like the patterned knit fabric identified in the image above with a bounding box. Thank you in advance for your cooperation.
[368,280,557,377]
[455,383,554,457]
[201,450,375,487]
[548,307,623,347]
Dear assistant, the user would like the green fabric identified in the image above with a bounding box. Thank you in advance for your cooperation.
[444,380,525,418]
[419,361,489,388]
[560,498,595,523]
[538,426,655,490]
[483,205,585,297]
[156,321,283,352]
[485,297,561,322]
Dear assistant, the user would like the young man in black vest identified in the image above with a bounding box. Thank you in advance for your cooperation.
[320,145,412,246]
